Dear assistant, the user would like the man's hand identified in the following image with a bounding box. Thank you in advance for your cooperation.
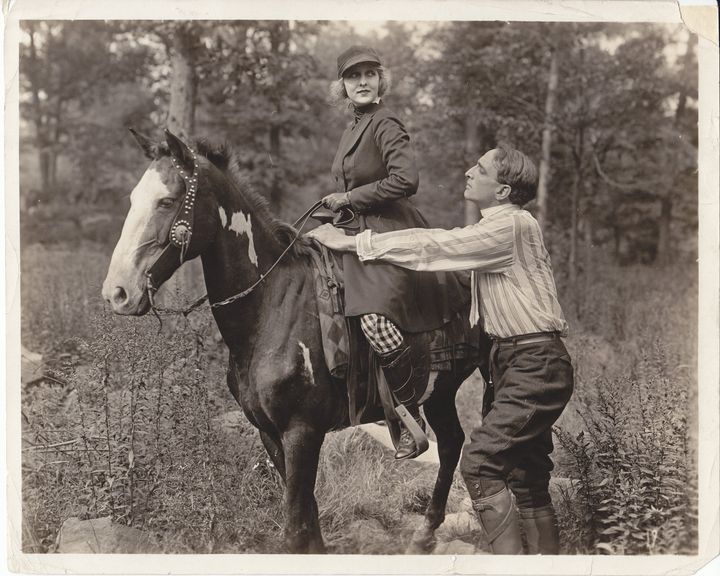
[305,224,357,252]
[321,192,350,212]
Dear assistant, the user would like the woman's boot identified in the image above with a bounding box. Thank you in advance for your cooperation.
[379,344,427,460]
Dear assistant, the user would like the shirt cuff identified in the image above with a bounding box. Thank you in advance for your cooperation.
[355,229,375,261]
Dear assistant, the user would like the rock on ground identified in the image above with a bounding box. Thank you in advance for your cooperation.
[433,539,478,555]
[341,518,393,554]
[21,346,44,386]
[55,517,161,553]
[436,511,481,541]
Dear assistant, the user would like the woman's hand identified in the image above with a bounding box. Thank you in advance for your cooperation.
[321,192,351,212]
[305,224,357,252]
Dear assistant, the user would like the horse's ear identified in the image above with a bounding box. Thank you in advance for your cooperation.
[164,128,195,173]
[128,127,161,160]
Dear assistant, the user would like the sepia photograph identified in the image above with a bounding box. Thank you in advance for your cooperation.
[5,0,719,574]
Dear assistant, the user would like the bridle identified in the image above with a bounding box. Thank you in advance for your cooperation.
[144,149,340,318]
[143,148,203,315]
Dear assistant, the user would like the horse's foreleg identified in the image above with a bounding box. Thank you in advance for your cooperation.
[282,423,326,554]
[407,368,473,554]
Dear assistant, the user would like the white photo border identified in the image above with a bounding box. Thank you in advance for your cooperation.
[4,1,718,574]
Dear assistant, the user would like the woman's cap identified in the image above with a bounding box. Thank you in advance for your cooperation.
[337,45,382,78]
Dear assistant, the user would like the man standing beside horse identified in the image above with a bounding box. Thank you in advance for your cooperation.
[308,142,574,555]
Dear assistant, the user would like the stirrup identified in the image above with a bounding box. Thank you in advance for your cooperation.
[394,404,429,459]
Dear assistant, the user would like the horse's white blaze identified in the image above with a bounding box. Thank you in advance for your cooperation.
[298,341,315,383]
[228,211,259,267]
[218,206,228,228]
[106,168,169,282]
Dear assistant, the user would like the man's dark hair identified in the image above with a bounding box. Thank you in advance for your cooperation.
[493,142,539,206]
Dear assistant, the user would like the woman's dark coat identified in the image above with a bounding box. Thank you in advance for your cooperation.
[331,102,466,333]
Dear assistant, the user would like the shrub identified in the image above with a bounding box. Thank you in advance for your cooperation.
[21,243,698,555]
[555,344,696,554]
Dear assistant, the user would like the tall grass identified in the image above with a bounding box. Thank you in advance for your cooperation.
[21,244,285,552]
[20,243,697,554]
[553,258,697,554]
[20,244,443,554]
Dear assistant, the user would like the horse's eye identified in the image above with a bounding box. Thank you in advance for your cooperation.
[158,198,176,209]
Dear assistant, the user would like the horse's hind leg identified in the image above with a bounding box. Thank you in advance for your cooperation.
[281,423,326,553]
[407,365,475,554]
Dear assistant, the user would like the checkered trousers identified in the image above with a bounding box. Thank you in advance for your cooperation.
[360,313,405,355]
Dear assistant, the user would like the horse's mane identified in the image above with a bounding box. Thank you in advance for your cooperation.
[191,139,312,259]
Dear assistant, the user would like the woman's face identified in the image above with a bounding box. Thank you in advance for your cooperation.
[342,63,380,107]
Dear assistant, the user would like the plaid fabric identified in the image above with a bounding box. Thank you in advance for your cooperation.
[360,313,404,354]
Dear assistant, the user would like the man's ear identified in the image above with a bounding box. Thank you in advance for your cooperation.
[495,184,512,201]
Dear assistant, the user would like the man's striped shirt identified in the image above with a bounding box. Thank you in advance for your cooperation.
[355,203,568,339]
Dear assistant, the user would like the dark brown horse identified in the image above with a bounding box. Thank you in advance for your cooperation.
[102,129,490,553]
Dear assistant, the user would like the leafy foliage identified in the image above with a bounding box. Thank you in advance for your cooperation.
[19,21,697,262]
[20,246,462,554]
[19,20,699,556]
[553,257,697,554]
[555,352,695,554]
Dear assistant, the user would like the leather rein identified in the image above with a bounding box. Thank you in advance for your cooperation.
[144,149,335,318]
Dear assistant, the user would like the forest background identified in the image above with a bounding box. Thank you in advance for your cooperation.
[17,19,700,556]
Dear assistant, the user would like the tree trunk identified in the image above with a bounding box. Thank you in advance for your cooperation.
[267,22,288,208]
[569,168,579,305]
[581,186,594,318]
[165,23,203,306]
[569,128,584,314]
[268,108,282,208]
[49,96,63,190]
[167,23,198,140]
[464,115,481,225]
[27,24,51,197]
[657,33,696,266]
[536,49,559,230]
[656,196,673,266]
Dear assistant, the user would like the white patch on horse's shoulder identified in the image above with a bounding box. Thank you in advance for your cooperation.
[228,211,258,267]
[298,341,315,383]
[218,206,228,228]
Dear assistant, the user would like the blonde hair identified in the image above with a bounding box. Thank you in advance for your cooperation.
[328,65,393,110]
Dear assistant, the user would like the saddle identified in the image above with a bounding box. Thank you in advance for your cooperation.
[307,238,483,430]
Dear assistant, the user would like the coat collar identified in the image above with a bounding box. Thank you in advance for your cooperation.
[337,102,382,160]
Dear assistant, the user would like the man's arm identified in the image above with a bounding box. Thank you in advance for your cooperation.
[307,218,515,273]
[355,221,514,272]
[306,224,356,251]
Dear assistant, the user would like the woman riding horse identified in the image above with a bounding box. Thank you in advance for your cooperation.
[322,45,466,459]
[102,128,487,553]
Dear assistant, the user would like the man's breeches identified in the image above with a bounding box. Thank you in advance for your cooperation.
[460,338,574,508]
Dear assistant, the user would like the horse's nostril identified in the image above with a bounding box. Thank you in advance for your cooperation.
[112,286,128,306]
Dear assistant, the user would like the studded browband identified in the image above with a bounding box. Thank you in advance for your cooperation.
[145,147,200,293]
[169,148,199,252]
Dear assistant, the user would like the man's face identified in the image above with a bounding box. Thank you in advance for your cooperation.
[464,149,504,208]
